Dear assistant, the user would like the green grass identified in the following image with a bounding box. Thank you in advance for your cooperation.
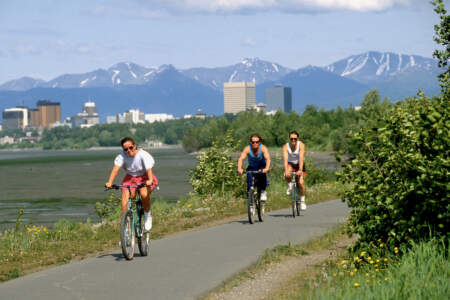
[268,239,449,300]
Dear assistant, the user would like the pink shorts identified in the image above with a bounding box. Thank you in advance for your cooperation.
[121,174,158,193]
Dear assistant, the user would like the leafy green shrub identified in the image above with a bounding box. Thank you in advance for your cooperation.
[189,131,245,197]
[338,94,449,250]
[95,193,121,221]
[304,157,335,186]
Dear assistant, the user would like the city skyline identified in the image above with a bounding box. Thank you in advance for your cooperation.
[0,0,445,84]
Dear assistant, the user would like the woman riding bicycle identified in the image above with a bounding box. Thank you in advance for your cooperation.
[237,133,271,202]
[105,137,158,231]
[282,130,306,210]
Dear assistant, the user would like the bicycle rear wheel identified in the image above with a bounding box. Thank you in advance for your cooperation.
[120,210,135,260]
[248,190,255,224]
[138,210,150,256]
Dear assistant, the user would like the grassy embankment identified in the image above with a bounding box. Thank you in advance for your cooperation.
[0,172,344,282]
[266,238,449,300]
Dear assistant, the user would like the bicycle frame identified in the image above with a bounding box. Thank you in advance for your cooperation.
[246,170,265,224]
[106,183,149,259]
[289,172,300,217]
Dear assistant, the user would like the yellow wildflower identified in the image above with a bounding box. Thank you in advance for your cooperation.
[350,272,354,276]
[385,277,389,281]
[353,282,360,287]
[360,251,366,257]
[380,243,384,248]
[376,259,380,263]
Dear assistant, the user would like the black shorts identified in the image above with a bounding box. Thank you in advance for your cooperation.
[288,162,306,172]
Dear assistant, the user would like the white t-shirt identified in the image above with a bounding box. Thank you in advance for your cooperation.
[114,149,155,177]
[286,141,300,164]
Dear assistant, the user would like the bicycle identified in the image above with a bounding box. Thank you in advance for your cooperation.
[246,170,265,224]
[106,183,150,260]
[288,172,301,218]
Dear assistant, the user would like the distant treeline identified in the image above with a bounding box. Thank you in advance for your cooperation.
[1,89,392,154]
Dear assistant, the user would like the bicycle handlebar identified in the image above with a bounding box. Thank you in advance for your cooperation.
[245,170,264,174]
[104,183,147,191]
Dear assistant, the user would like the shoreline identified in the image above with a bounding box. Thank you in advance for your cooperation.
[0,144,182,152]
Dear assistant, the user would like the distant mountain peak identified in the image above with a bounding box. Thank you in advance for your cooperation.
[325,51,438,83]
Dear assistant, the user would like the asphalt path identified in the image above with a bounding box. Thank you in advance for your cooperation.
[0,199,349,300]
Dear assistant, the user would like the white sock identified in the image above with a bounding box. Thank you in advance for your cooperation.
[145,211,151,217]
[301,196,305,202]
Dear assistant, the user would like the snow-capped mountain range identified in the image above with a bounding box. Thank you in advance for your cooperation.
[0,52,438,92]
[0,51,441,119]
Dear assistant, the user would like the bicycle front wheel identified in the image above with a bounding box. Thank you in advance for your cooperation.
[120,210,135,260]
[138,210,150,256]
[291,187,296,218]
[257,193,264,222]
[248,190,255,224]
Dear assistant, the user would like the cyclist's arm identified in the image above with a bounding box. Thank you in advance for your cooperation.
[298,142,306,178]
[282,144,290,176]
[106,165,121,188]
[146,168,153,186]
[261,145,271,173]
[237,147,249,174]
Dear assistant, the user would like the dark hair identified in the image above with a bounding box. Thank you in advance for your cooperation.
[249,133,262,142]
[120,137,136,146]
[289,131,299,138]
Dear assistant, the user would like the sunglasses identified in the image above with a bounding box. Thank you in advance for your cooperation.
[251,141,260,144]
[290,138,298,141]
[123,145,135,151]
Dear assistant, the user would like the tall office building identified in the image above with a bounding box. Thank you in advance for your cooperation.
[224,82,255,114]
[265,85,292,113]
[2,107,28,130]
[37,100,61,128]
[28,108,40,127]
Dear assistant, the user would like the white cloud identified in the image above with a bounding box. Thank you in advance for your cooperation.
[138,0,411,14]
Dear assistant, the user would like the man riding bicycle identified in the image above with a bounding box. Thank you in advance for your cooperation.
[282,131,306,210]
[105,137,158,231]
[237,133,271,202]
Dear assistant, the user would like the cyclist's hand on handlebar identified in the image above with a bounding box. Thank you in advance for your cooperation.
[105,182,113,189]
[262,168,269,174]
[145,179,153,187]
[237,168,244,174]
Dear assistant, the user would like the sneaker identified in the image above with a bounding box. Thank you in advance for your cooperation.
[144,213,152,231]
[300,201,307,210]
[260,191,267,202]
[286,182,293,195]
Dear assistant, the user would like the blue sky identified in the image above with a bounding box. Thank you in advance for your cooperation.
[0,0,446,84]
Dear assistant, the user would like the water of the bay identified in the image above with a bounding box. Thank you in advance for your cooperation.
[0,147,197,229]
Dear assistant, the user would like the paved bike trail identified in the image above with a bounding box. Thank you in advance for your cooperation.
[0,200,349,300]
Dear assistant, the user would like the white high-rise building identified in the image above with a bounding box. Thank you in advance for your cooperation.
[2,107,28,130]
[224,82,255,114]
[144,113,174,123]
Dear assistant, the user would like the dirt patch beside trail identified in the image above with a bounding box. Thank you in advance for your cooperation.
[204,236,356,300]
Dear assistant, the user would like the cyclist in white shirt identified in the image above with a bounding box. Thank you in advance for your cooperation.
[282,131,307,210]
[105,137,158,231]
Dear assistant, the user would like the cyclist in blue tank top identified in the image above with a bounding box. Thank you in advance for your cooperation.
[237,133,271,202]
